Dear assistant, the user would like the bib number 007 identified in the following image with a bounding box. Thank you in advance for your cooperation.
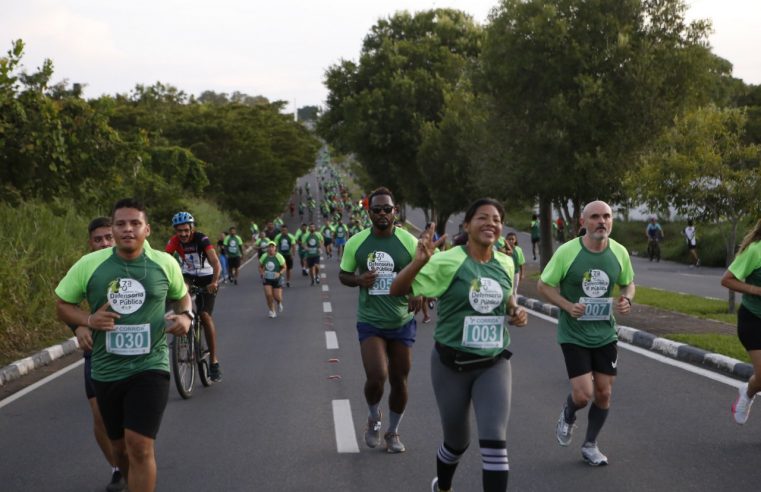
[578,297,613,321]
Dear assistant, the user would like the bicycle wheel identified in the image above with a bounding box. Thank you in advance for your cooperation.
[171,324,196,399]
[197,322,212,387]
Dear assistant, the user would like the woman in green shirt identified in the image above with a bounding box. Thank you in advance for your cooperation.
[391,198,527,492]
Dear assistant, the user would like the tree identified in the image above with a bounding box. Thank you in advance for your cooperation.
[319,9,483,219]
[480,0,715,267]
[636,105,761,311]
[297,105,320,122]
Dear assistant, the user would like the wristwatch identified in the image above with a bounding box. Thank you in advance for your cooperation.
[180,310,195,321]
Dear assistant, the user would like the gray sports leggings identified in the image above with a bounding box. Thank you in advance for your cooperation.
[430,347,512,448]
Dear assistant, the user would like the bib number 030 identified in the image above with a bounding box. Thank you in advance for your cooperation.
[106,324,151,355]
[462,316,505,349]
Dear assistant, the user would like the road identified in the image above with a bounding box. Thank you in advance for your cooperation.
[1,192,759,490]
[405,207,726,300]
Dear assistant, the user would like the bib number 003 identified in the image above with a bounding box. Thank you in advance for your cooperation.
[462,316,505,349]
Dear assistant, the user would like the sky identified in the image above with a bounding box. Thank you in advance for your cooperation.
[3,0,759,114]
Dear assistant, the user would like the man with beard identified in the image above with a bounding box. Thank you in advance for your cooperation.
[339,187,422,453]
[537,200,635,466]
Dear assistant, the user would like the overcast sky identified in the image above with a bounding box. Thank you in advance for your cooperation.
[3,0,758,113]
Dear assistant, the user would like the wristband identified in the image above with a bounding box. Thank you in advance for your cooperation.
[180,310,195,321]
[87,315,92,328]
[622,296,632,307]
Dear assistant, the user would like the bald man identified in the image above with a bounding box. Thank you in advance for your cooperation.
[537,200,635,466]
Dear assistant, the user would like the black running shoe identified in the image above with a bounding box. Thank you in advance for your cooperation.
[210,362,223,383]
[106,470,126,492]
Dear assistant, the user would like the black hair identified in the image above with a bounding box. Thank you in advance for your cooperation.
[368,187,394,205]
[111,198,147,221]
[88,216,112,234]
[463,198,505,224]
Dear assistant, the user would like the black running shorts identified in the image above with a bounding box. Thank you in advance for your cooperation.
[738,305,761,351]
[560,342,618,379]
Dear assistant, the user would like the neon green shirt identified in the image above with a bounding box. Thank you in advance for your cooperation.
[223,234,244,258]
[259,253,286,280]
[728,241,761,318]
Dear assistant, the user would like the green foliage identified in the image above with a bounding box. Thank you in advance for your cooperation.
[664,334,748,363]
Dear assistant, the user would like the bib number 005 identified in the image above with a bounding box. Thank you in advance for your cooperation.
[369,273,394,295]
[462,316,505,349]
[106,324,151,355]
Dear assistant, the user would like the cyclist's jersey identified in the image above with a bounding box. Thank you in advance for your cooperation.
[165,232,215,277]
[322,225,335,240]
[274,233,296,256]
[530,220,540,240]
[303,232,324,257]
[646,223,663,239]
[334,224,348,240]
[728,242,761,318]
[55,247,187,382]
[259,253,286,280]
[540,237,634,348]
[412,246,514,357]
[340,227,418,329]
[512,245,526,268]
[223,234,244,258]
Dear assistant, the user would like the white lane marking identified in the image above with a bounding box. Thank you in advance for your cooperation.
[321,273,327,279]
[322,285,329,292]
[525,308,742,388]
[326,331,339,349]
[320,264,326,269]
[0,358,84,409]
[323,302,332,313]
[332,399,360,453]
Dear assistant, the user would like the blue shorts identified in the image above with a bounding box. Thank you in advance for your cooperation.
[357,318,417,347]
[335,238,346,247]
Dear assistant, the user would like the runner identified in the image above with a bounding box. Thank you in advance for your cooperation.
[506,232,525,295]
[295,223,310,276]
[259,241,287,318]
[339,187,422,454]
[249,221,259,241]
[683,219,700,267]
[55,198,191,492]
[390,198,528,492]
[256,234,272,258]
[70,217,125,492]
[303,223,324,286]
[273,224,297,287]
[165,211,223,382]
[334,219,349,258]
[322,221,335,259]
[530,213,540,260]
[721,219,761,424]
[223,226,244,285]
[537,200,635,466]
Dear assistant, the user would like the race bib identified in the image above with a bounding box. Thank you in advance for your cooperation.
[264,270,278,280]
[462,316,505,349]
[227,240,239,254]
[369,273,395,295]
[280,239,290,251]
[578,297,614,321]
[105,324,151,355]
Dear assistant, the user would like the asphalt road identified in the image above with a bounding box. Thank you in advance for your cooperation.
[2,197,759,491]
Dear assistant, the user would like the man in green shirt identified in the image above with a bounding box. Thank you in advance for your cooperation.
[273,224,297,287]
[303,223,324,286]
[538,200,635,467]
[56,198,191,492]
[223,226,244,285]
[339,187,421,453]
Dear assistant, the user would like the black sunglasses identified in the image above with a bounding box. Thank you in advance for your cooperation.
[370,205,395,214]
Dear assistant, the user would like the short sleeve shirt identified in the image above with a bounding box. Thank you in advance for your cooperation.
[223,234,244,258]
[340,227,418,329]
[540,237,634,348]
[259,253,286,279]
[55,247,187,382]
[412,246,515,357]
[274,233,296,255]
[512,245,526,268]
[165,232,215,277]
[728,242,761,318]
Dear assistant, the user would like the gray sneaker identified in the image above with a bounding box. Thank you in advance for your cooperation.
[364,412,382,448]
[384,432,406,453]
[556,407,576,447]
[581,441,608,466]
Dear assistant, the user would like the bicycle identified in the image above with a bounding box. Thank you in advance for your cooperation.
[171,285,213,399]
[647,238,661,262]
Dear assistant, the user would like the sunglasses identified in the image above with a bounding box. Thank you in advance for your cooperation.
[370,205,395,214]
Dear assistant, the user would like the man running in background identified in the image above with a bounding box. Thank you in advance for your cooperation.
[274,224,297,287]
[223,226,244,285]
[303,223,324,286]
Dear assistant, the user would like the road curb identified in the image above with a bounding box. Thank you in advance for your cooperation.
[517,295,752,381]
[0,337,80,386]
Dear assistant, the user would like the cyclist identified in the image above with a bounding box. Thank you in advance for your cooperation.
[223,226,244,285]
[165,211,223,382]
[56,198,191,492]
[274,224,297,287]
[645,216,664,262]
[303,223,324,286]
[259,241,287,318]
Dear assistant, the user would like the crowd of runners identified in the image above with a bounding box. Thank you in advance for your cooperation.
[51,145,761,492]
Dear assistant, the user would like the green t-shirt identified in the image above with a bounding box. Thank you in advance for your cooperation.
[303,232,324,257]
[728,241,761,318]
[322,224,335,239]
[55,247,187,382]
[340,227,418,329]
[256,237,271,255]
[412,246,515,357]
[530,220,540,240]
[259,253,286,280]
[224,234,243,257]
[334,224,348,239]
[274,233,296,256]
[512,245,526,267]
[540,237,634,348]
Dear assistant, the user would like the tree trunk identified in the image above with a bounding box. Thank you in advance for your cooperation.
[435,211,450,237]
[539,197,554,270]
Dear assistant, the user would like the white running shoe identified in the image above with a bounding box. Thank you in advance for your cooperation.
[364,412,382,448]
[581,441,608,466]
[556,407,576,447]
[732,383,755,424]
[268,310,276,318]
[278,302,284,313]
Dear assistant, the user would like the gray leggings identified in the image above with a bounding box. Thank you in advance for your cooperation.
[430,347,512,449]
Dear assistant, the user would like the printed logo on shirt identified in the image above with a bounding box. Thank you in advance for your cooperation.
[582,269,610,298]
[107,278,146,314]
[468,277,504,314]
[367,251,395,274]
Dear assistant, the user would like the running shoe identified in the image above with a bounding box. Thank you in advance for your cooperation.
[278,302,284,313]
[732,383,755,424]
[286,281,290,288]
[430,477,451,492]
[268,310,276,318]
[581,441,608,466]
[106,470,126,492]
[316,276,321,284]
[302,268,308,276]
[364,412,382,448]
[210,362,223,383]
[556,406,576,446]
[384,432,406,453]
[423,316,432,324]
